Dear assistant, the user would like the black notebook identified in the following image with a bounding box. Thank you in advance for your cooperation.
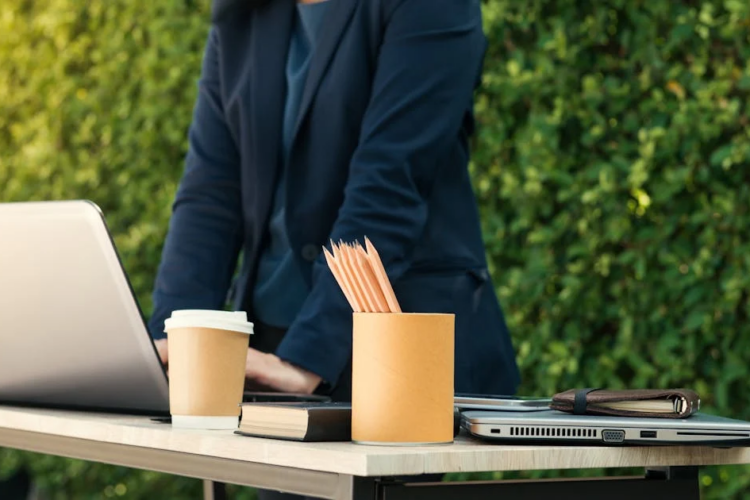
[236,402,352,442]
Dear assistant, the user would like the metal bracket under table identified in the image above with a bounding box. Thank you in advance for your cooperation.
[347,466,700,500]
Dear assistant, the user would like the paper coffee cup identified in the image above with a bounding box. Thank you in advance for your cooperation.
[164,310,253,430]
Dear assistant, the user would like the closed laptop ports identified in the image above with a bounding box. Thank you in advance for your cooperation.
[602,429,625,443]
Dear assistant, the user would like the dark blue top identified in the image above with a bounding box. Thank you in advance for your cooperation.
[252,1,330,328]
[148,0,520,396]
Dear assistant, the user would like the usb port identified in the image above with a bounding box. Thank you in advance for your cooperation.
[640,430,657,438]
[491,429,500,434]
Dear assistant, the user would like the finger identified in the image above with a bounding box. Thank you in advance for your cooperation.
[158,344,168,364]
[154,340,168,365]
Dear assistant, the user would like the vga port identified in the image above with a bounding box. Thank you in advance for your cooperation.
[602,429,625,443]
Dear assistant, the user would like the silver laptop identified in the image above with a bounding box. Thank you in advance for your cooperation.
[461,409,750,446]
[0,200,170,414]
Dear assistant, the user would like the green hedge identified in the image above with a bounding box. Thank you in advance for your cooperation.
[2,0,750,498]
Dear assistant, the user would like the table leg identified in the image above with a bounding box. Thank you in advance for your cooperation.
[340,476,377,500]
[203,480,228,500]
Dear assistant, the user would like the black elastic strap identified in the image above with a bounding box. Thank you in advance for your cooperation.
[574,388,599,415]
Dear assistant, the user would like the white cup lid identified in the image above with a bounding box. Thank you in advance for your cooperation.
[164,309,254,335]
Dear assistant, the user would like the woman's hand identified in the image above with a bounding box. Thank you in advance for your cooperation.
[244,348,322,394]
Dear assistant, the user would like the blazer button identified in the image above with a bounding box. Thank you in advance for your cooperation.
[301,244,320,262]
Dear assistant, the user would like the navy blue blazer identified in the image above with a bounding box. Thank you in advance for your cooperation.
[149,0,520,395]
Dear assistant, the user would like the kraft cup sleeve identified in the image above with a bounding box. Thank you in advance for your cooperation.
[167,327,248,418]
[351,313,455,444]
[550,388,701,419]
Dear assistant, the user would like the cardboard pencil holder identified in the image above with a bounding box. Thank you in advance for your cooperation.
[351,312,455,445]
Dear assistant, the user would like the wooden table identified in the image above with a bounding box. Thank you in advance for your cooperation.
[1,406,749,500]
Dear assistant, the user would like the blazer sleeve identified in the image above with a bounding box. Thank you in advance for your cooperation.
[148,29,244,339]
[276,0,486,386]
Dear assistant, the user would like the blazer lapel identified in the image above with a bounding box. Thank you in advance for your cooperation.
[291,0,358,143]
[248,0,295,198]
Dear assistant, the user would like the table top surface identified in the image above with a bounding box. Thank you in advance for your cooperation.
[1,406,750,477]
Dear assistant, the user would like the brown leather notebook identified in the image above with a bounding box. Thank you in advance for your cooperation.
[551,388,700,419]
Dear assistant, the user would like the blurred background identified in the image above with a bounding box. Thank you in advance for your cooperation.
[1,0,750,498]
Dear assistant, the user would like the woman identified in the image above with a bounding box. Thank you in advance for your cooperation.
[150,0,519,409]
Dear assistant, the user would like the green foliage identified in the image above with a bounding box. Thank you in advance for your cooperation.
[0,0,226,497]
[1,0,750,498]
[472,0,750,497]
